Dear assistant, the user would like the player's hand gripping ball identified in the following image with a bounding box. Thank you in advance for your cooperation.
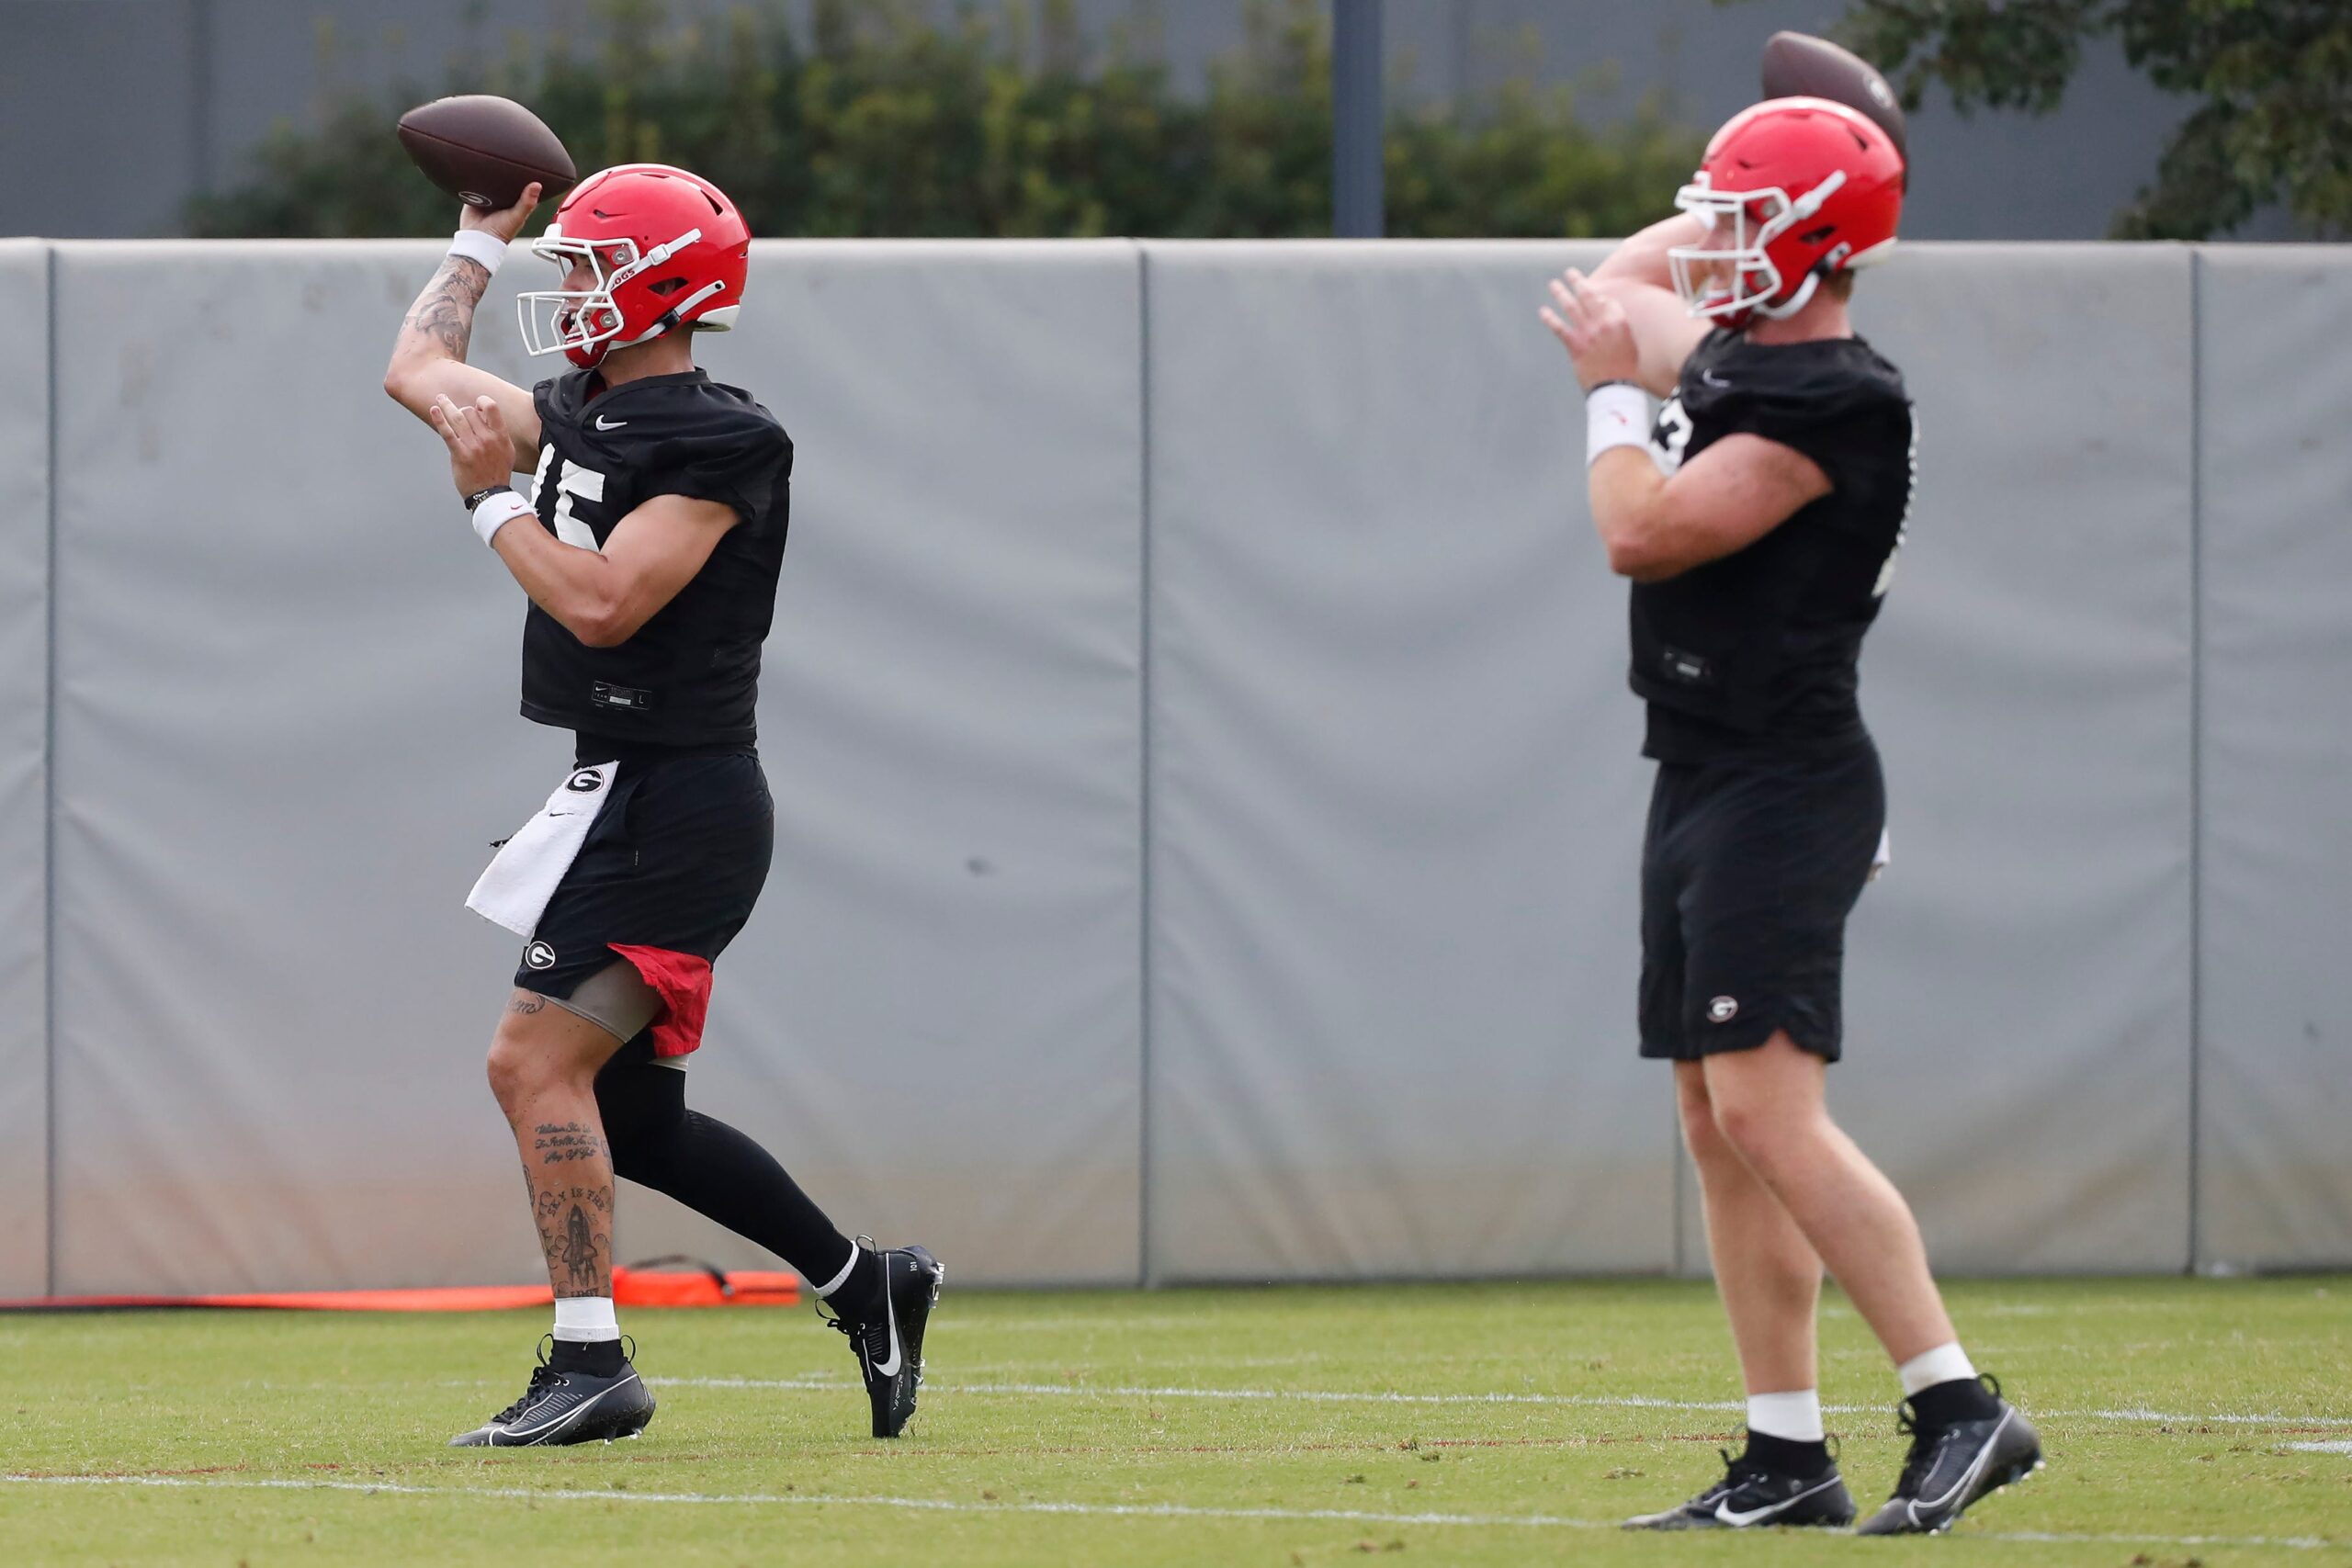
[459,181,546,247]
[1540,268,1640,391]
[429,395,516,499]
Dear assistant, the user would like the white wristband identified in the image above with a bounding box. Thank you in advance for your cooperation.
[447,228,509,276]
[471,490,534,547]
[1585,381,1653,468]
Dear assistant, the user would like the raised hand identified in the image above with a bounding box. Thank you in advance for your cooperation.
[429,393,521,498]
[458,181,545,245]
[1541,267,1642,391]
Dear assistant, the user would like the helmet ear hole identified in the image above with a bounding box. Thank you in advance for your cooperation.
[648,276,690,297]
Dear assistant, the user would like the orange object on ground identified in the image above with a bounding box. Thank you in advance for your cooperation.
[0,1259,797,1313]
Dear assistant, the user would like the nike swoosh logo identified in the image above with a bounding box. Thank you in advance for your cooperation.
[1700,370,1731,389]
[1917,1409,2010,1511]
[594,415,628,430]
[872,1267,904,1378]
[1713,1472,1844,1527]
[502,1371,639,1443]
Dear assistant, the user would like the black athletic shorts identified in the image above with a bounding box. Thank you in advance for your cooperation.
[514,744,773,1059]
[1638,738,1884,1063]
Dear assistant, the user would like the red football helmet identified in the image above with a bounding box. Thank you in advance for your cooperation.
[517,164,751,368]
[1668,97,1905,329]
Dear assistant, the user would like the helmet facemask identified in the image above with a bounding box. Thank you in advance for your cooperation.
[1668,169,1849,326]
[516,222,710,367]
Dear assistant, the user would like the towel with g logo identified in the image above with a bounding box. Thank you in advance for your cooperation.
[465,762,622,937]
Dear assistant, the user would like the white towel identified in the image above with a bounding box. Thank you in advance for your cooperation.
[465,761,620,937]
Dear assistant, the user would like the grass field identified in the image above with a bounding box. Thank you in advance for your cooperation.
[3,1277,2347,1565]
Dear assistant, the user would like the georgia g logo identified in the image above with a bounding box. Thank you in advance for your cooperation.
[565,769,604,793]
[524,941,559,971]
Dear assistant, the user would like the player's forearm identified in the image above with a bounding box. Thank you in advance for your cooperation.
[1589,449,1684,582]
[492,525,635,649]
[387,255,491,389]
[1592,213,1708,292]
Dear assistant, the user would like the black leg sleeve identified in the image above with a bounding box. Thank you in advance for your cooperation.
[594,1053,857,1288]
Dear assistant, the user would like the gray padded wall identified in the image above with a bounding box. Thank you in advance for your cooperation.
[2195,247,2352,1270]
[51,242,560,1292]
[18,237,2338,1289]
[0,242,50,1296]
[1673,246,2199,1275]
[1143,243,1675,1281]
[656,243,1147,1285]
[49,241,1142,1291]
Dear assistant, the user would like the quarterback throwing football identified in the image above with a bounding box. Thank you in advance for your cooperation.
[1542,100,2041,1533]
[384,165,941,1448]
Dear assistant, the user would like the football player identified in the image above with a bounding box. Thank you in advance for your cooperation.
[1540,99,2041,1533]
[383,165,942,1447]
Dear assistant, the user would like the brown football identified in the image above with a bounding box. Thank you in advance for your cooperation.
[1759,31,1907,183]
[396,95,576,209]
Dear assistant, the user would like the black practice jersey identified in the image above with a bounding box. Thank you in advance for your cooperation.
[519,368,794,747]
[1631,329,1915,762]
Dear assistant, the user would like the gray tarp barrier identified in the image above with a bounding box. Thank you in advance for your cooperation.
[2196,246,2352,1270]
[48,241,1142,1291]
[1142,243,1677,1281]
[11,237,2339,1289]
[0,242,49,1296]
[661,243,1148,1286]
[1681,245,2199,1274]
[1792,245,2198,1274]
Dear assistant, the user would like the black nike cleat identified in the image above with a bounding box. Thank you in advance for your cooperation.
[823,1240,944,1438]
[1625,1447,1857,1530]
[1856,1378,2044,1535]
[448,1337,656,1448]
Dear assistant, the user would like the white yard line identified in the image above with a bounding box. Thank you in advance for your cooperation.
[2289,1440,2352,1455]
[657,1375,2352,1428]
[1,1472,2342,1552]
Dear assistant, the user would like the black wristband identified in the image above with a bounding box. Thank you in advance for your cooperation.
[462,483,514,513]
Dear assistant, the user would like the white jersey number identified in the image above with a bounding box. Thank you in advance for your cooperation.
[1871,409,1919,599]
[527,445,608,553]
[1649,396,1694,475]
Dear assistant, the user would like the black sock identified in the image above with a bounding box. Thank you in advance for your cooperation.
[1741,1430,1833,1477]
[595,1055,858,1287]
[825,1245,886,1321]
[1909,1375,2002,1427]
[549,1337,625,1377]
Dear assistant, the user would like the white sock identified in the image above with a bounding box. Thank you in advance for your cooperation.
[812,1239,864,1299]
[1747,1389,1825,1444]
[1897,1341,1976,1397]
[552,1295,619,1344]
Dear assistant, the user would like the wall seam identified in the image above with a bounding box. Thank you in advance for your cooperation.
[41,243,61,1298]
[2185,246,2205,1275]
[1136,241,1159,1290]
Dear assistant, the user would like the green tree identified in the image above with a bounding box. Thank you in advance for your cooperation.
[1780,0,2348,239]
[187,0,1704,241]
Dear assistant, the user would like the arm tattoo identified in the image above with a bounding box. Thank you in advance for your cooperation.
[400,255,491,362]
[508,993,547,1015]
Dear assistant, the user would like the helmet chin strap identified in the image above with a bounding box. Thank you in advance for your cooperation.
[1757,235,1857,321]
[618,280,729,348]
[1756,268,1822,321]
